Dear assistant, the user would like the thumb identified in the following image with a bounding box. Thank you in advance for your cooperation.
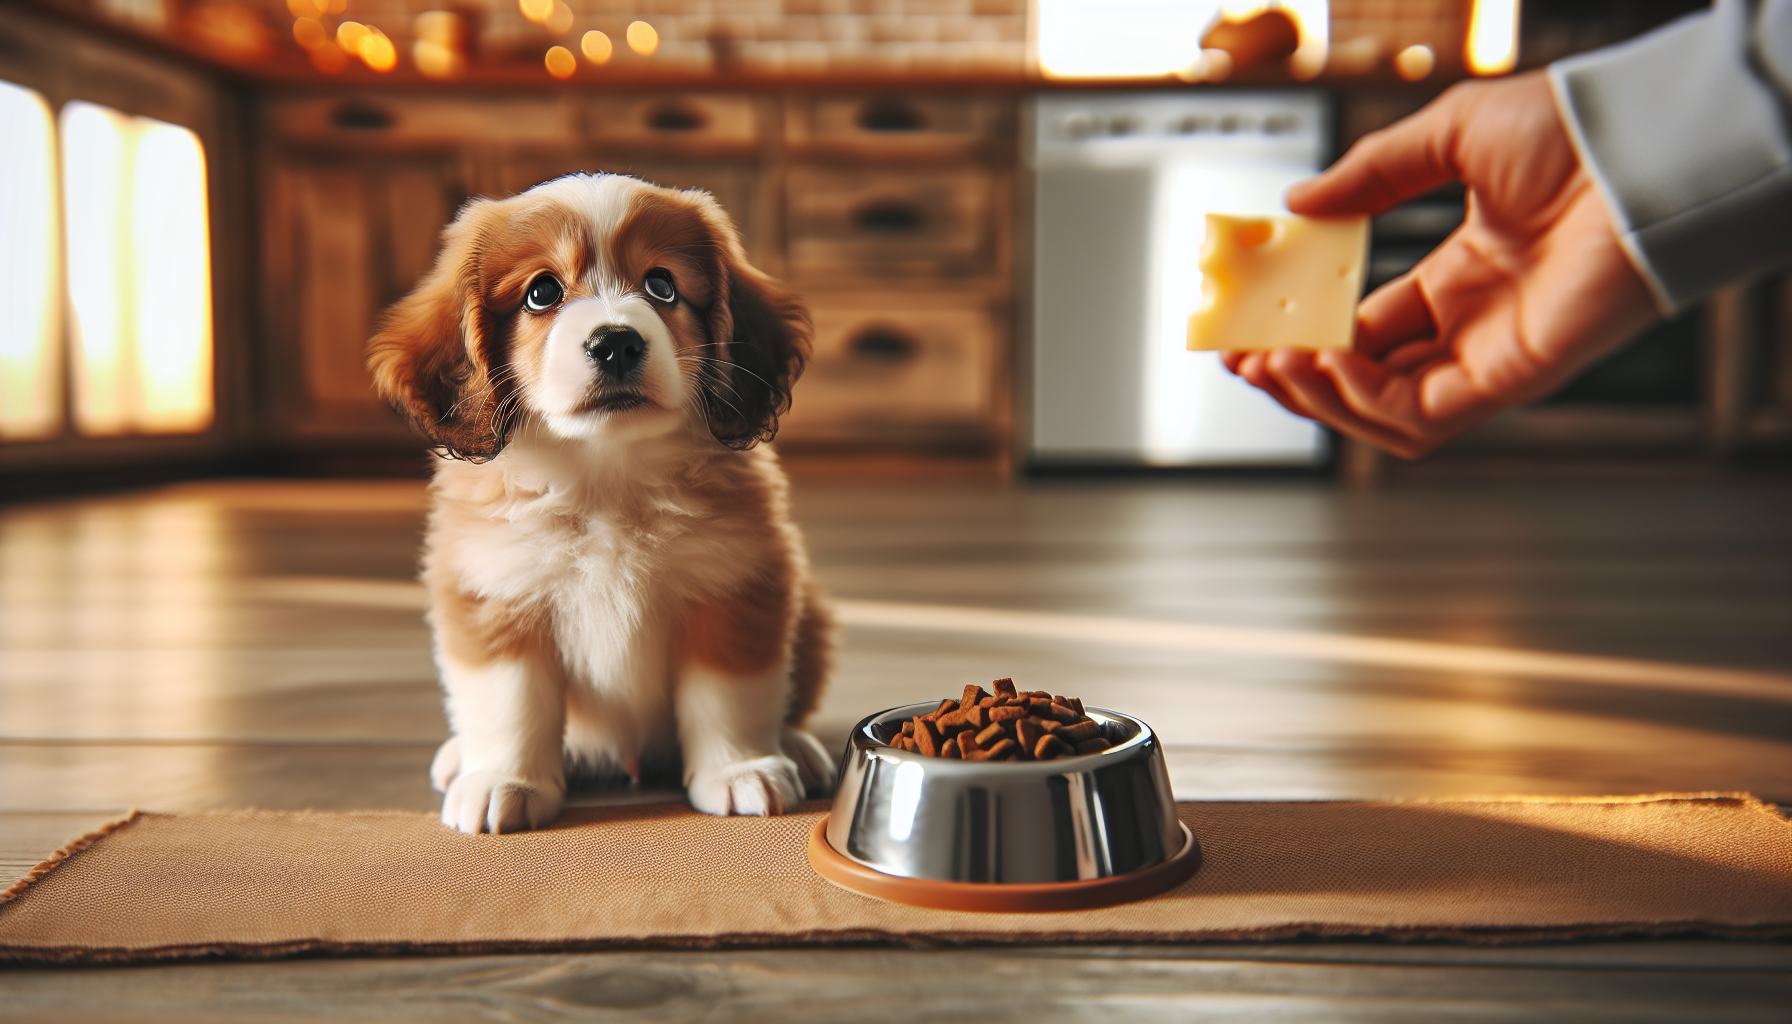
[1287,90,1464,216]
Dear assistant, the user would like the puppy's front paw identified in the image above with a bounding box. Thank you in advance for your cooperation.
[687,756,803,817]
[441,770,564,834]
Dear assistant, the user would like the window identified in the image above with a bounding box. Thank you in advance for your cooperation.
[0,81,60,440]
[61,101,214,436]
[1035,1,1328,80]
[0,83,214,443]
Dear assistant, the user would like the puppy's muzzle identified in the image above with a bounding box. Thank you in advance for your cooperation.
[585,326,646,381]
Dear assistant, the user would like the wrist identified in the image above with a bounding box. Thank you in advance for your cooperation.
[1551,0,1792,311]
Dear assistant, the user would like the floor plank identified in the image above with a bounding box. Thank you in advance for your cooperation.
[0,813,126,885]
[3,945,1791,1023]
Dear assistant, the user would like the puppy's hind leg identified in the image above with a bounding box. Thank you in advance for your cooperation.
[781,729,835,798]
[781,580,836,797]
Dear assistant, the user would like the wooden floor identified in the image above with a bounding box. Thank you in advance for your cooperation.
[2,473,1790,1020]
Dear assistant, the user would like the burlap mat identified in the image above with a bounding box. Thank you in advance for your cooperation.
[3,794,1788,963]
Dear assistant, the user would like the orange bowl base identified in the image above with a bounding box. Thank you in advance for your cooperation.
[806,816,1201,913]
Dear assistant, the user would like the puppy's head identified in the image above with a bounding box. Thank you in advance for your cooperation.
[368,173,810,460]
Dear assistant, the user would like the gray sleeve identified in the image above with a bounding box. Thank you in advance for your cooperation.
[1550,0,1792,313]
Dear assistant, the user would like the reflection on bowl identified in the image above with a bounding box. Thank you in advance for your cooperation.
[826,702,1185,885]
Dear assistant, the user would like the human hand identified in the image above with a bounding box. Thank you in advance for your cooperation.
[1223,72,1660,459]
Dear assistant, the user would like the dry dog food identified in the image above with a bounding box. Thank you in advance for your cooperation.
[887,678,1112,762]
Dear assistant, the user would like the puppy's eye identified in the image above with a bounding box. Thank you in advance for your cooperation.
[523,274,564,313]
[643,268,676,304]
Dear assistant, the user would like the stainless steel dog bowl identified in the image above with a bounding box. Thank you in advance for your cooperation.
[810,702,1200,911]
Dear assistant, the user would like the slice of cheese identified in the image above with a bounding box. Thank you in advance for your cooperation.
[1186,213,1369,351]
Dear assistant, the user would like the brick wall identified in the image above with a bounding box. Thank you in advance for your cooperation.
[301,0,1033,74]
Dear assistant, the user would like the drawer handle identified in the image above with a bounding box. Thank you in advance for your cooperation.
[857,98,926,132]
[853,200,925,234]
[646,102,705,132]
[849,326,918,363]
[332,102,393,131]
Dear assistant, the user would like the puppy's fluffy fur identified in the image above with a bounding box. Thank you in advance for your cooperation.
[368,173,833,834]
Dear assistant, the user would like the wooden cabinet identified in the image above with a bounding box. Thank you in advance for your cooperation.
[776,93,1015,459]
[260,157,454,440]
[255,88,1015,465]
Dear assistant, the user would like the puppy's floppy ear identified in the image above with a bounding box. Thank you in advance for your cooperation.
[367,200,513,462]
[702,243,812,450]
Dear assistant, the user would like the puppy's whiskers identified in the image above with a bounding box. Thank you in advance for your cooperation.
[682,342,779,394]
[674,353,752,425]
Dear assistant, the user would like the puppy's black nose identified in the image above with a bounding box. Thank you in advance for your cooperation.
[584,326,645,380]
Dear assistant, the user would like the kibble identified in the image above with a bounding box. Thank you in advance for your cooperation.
[914,718,942,757]
[884,680,1111,762]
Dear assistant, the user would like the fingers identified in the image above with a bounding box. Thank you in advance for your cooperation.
[1263,349,1429,458]
[1314,350,1437,447]
[1231,350,1313,418]
[1354,273,1440,357]
[1381,339,1449,374]
[1286,86,1466,217]
[1234,347,1466,460]
[1229,346,1426,456]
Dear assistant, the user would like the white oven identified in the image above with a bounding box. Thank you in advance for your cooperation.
[1028,90,1331,467]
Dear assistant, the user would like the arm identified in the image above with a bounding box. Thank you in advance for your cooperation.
[1228,0,1792,459]
[1554,0,1792,310]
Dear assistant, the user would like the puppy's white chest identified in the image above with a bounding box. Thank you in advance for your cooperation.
[465,503,662,594]
[462,504,695,685]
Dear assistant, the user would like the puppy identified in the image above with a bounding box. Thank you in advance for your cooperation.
[368,173,834,834]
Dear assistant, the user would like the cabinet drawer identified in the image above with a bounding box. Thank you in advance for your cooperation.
[585,94,760,153]
[268,96,578,149]
[785,95,1006,157]
[785,168,992,280]
[779,294,1001,443]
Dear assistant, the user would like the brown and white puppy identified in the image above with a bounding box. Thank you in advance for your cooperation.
[368,173,833,834]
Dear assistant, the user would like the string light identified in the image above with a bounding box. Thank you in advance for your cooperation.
[581,30,611,64]
[545,0,573,35]
[626,20,657,56]
[414,10,466,79]
[334,20,367,52]
[1394,43,1435,80]
[291,15,325,48]
[359,25,397,71]
[544,44,576,78]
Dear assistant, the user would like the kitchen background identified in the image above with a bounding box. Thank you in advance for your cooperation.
[1,0,1783,491]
